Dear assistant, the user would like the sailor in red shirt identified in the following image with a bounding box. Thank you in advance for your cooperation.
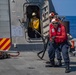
[48,12,63,67]
[49,18,67,44]
[47,18,70,73]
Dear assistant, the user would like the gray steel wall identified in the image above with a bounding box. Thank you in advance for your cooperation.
[10,0,43,44]
[0,0,54,43]
[0,0,10,38]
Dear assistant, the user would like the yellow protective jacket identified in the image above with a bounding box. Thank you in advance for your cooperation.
[29,17,39,30]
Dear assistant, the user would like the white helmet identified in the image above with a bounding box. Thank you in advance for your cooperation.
[32,12,36,16]
[51,18,59,23]
[49,12,55,17]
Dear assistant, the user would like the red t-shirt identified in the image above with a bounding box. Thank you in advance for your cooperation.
[49,23,67,44]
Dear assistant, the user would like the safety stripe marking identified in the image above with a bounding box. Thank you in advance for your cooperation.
[3,42,11,50]
[0,39,10,50]
[0,38,9,48]
[0,38,11,51]
[0,38,6,45]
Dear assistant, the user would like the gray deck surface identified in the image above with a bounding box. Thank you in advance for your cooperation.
[0,51,76,75]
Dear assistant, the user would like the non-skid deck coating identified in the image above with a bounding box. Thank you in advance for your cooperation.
[0,51,76,75]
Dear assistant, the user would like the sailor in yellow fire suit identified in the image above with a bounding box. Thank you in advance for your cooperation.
[29,12,40,38]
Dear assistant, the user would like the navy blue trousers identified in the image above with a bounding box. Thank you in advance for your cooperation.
[48,41,70,65]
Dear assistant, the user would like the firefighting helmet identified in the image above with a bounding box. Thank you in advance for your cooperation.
[51,18,59,24]
[49,12,55,18]
[32,12,36,16]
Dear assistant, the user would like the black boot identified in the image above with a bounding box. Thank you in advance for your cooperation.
[45,59,55,67]
[57,60,62,66]
[65,65,70,73]
[45,59,59,67]
[50,59,55,67]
